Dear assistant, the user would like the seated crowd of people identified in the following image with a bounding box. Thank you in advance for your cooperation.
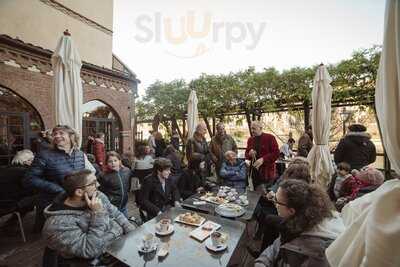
[0,121,388,266]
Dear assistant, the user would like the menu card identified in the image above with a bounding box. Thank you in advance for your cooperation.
[190,221,221,242]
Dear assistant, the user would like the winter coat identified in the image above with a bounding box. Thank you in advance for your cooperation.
[0,164,34,202]
[297,133,313,157]
[255,213,344,267]
[23,147,88,207]
[178,168,205,200]
[140,174,180,218]
[165,151,182,176]
[219,159,247,189]
[98,167,133,210]
[245,133,280,181]
[334,131,376,170]
[209,134,238,166]
[155,139,167,158]
[93,139,105,168]
[42,192,135,259]
[186,134,209,162]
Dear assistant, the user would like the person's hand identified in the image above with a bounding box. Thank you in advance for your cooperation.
[253,158,264,169]
[85,191,103,212]
[248,149,257,158]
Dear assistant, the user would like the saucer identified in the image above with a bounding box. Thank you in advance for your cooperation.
[138,243,157,253]
[205,238,227,252]
[155,225,174,236]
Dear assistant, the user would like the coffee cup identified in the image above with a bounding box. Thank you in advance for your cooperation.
[211,231,228,247]
[142,233,154,251]
[239,195,247,203]
[158,219,171,232]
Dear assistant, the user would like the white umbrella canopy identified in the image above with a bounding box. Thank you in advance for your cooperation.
[52,30,83,146]
[307,64,335,187]
[376,0,400,174]
[326,1,400,266]
[187,90,199,138]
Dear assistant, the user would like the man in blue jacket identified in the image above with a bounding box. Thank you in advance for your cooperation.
[220,150,247,192]
[24,125,95,232]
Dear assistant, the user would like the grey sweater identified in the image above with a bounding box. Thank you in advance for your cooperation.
[43,192,135,259]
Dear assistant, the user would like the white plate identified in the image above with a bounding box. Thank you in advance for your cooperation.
[174,214,206,227]
[155,225,174,236]
[215,203,245,218]
[137,243,157,253]
[205,238,227,252]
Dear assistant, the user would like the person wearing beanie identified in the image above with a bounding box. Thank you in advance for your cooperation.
[334,124,376,170]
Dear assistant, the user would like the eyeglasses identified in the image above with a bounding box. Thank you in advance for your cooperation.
[77,180,98,188]
[272,195,288,207]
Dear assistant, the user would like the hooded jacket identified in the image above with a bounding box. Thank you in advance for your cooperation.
[334,132,376,170]
[42,192,134,259]
[255,212,344,267]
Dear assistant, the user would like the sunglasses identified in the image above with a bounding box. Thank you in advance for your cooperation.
[272,195,289,207]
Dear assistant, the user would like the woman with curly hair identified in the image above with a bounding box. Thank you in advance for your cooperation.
[255,179,344,267]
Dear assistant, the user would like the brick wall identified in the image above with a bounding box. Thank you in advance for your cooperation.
[0,63,133,153]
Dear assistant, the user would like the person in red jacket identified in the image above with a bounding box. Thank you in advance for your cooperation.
[94,132,106,171]
[245,121,280,191]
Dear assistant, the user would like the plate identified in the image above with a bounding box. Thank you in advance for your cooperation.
[215,203,245,218]
[137,243,157,253]
[205,238,227,252]
[200,196,229,205]
[155,225,174,236]
[174,213,206,227]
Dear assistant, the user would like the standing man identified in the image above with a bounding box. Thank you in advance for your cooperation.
[245,121,280,191]
[209,122,238,180]
[94,132,106,171]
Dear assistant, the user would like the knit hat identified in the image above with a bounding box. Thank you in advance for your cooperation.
[348,124,367,132]
[355,167,384,186]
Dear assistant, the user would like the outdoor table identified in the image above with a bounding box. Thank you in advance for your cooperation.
[181,190,261,222]
[106,207,246,267]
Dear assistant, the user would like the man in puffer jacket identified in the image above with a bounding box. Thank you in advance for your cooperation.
[334,124,376,170]
[42,170,135,259]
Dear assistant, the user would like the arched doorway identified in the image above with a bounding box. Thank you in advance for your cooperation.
[82,100,122,153]
[0,85,44,165]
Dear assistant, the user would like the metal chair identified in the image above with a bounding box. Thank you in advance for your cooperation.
[0,200,26,242]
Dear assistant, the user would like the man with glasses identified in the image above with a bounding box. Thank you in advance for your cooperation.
[24,125,95,232]
[43,169,135,259]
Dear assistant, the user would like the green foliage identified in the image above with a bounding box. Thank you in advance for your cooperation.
[136,46,381,126]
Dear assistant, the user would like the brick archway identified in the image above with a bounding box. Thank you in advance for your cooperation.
[84,85,133,152]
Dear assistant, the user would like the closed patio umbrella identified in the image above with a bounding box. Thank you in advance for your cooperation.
[187,90,198,138]
[307,64,334,187]
[52,30,83,146]
[326,1,400,266]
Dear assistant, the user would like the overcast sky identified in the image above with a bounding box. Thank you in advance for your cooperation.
[112,0,385,96]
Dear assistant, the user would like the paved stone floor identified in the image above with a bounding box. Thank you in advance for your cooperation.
[0,192,258,267]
